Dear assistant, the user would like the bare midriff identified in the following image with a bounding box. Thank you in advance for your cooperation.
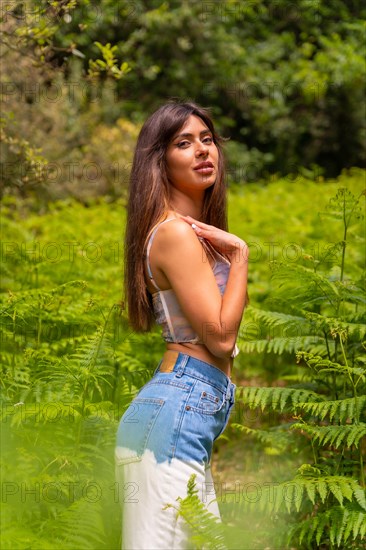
[166,341,233,378]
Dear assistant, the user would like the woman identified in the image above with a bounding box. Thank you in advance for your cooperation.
[115,101,249,549]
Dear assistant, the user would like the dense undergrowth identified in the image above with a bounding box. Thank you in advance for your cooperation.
[1,170,365,548]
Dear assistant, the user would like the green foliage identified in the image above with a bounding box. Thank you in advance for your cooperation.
[164,474,227,550]
[111,1,366,175]
[300,395,366,423]
[233,186,366,548]
[296,503,366,548]
[0,197,164,549]
[239,386,325,413]
[0,115,48,199]
[88,42,131,80]
[291,422,366,449]
[2,1,365,204]
[1,1,133,200]
[0,1,78,63]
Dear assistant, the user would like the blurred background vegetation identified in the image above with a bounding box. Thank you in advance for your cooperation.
[1,0,365,202]
[1,1,365,549]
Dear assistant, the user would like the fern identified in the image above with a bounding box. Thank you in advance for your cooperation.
[293,503,366,548]
[38,498,106,549]
[232,423,297,453]
[300,395,366,422]
[297,350,365,375]
[233,187,366,548]
[246,307,311,332]
[164,474,227,550]
[304,311,366,340]
[239,386,325,412]
[241,335,325,355]
[291,422,366,449]
[252,474,366,513]
[270,262,341,308]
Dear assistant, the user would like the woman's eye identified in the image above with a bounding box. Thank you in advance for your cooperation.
[175,136,213,148]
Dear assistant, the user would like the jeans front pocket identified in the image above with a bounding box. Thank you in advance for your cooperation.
[115,397,164,466]
[197,389,225,414]
[189,381,226,415]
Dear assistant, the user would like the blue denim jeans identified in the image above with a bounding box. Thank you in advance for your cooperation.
[115,351,236,549]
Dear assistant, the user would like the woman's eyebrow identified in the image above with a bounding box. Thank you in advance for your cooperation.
[173,129,212,140]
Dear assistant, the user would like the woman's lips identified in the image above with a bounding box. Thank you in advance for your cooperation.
[194,167,215,174]
[193,162,214,174]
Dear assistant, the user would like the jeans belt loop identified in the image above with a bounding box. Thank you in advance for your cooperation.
[175,353,189,378]
[227,383,235,405]
[225,384,231,402]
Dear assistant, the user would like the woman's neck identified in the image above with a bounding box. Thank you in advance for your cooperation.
[167,205,203,220]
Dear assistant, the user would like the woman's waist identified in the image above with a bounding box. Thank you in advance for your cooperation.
[157,348,235,393]
[166,342,233,378]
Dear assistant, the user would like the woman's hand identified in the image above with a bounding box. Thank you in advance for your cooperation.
[179,215,249,263]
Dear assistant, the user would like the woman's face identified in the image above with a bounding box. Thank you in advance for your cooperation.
[165,115,219,195]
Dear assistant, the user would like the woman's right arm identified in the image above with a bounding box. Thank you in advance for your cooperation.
[152,219,249,359]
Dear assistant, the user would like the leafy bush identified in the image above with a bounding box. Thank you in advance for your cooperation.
[2,0,365,203]
[0,197,163,549]
[232,187,366,548]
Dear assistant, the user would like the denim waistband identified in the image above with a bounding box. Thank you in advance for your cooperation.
[154,352,236,399]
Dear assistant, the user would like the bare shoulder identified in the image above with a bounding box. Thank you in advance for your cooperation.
[160,217,195,237]
[154,218,200,253]
[152,217,211,279]
[145,218,205,292]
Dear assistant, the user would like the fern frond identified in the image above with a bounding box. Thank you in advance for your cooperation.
[33,327,117,400]
[296,351,366,380]
[241,336,325,355]
[304,311,366,340]
[291,422,366,449]
[247,307,310,331]
[239,386,325,412]
[270,475,365,513]
[292,502,366,548]
[281,373,315,384]
[270,262,341,308]
[39,497,106,548]
[300,395,366,422]
[0,281,87,317]
[69,326,114,371]
[164,474,227,550]
[0,523,54,550]
[231,423,297,453]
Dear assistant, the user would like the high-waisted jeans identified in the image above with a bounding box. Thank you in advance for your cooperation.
[115,350,236,550]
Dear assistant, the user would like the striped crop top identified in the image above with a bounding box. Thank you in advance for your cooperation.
[144,217,240,359]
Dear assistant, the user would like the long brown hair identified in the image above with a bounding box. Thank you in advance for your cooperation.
[124,100,228,332]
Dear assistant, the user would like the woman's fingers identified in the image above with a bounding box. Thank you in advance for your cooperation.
[180,214,247,259]
[180,217,207,234]
[180,215,212,230]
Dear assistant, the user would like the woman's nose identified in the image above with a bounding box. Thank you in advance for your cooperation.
[195,141,209,156]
